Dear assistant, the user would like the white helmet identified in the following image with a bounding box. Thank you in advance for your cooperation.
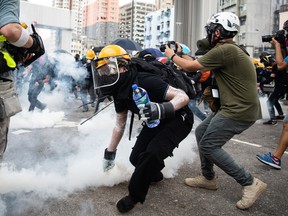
[208,12,240,32]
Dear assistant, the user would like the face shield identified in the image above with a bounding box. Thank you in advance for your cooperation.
[91,57,120,90]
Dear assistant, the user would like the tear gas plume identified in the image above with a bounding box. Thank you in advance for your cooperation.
[0,57,197,214]
[0,44,271,214]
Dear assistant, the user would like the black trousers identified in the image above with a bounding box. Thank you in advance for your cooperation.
[128,114,193,203]
[267,85,287,119]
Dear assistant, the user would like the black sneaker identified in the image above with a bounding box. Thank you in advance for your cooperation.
[263,119,277,125]
[151,172,164,185]
[116,195,137,213]
[275,115,285,120]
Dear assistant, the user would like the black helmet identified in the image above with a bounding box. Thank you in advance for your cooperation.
[260,52,275,66]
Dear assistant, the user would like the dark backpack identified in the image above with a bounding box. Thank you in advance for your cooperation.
[126,58,195,140]
[131,58,196,99]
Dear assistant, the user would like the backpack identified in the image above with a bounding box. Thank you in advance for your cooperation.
[199,70,211,83]
[131,58,196,99]
[127,57,195,140]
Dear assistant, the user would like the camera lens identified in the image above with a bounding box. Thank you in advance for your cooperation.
[262,35,272,42]
[160,44,166,52]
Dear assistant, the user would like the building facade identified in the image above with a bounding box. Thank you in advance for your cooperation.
[52,0,86,55]
[144,7,174,49]
[218,0,277,57]
[155,0,174,10]
[83,0,119,48]
[119,0,156,47]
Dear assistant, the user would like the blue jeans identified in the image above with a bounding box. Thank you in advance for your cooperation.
[195,113,254,186]
[188,98,207,121]
[28,83,46,111]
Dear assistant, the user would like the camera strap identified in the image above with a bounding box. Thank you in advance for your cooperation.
[232,43,250,56]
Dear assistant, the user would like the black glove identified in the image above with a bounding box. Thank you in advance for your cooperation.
[140,102,175,121]
[22,24,45,67]
[103,148,117,172]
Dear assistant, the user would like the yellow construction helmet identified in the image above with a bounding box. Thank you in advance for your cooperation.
[96,45,131,69]
[86,49,95,60]
[252,58,259,65]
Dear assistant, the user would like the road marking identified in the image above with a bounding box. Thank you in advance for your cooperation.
[12,129,32,135]
[231,138,288,155]
[54,121,78,128]
[231,139,262,147]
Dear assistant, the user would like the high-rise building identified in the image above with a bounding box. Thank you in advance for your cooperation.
[155,0,174,10]
[83,0,119,48]
[52,0,86,55]
[144,7,174,48]
[119,0,156,47]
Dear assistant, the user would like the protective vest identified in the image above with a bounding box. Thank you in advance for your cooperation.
[0,35,17,72]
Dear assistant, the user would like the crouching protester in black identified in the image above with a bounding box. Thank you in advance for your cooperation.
[93,45,193,213]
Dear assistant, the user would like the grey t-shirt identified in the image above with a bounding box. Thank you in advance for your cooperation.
[0,0,20,28]
[198,42,262,121]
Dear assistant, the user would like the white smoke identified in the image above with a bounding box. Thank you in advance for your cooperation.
[0,51,273,214]
[0,62,198,214]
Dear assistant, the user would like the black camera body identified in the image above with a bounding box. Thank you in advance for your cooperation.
[160,41,178,52]
[262,30,286,45]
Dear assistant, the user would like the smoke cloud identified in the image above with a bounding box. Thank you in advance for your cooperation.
[0,52,198,214]
[0,48,272,214]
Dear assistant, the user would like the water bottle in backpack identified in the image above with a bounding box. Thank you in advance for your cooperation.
[132,84,160,128]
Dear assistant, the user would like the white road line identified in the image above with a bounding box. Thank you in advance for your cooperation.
[231,139,262,147]
[231,138,288,155]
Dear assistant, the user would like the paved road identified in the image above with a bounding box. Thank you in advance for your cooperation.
[1,97,288,216]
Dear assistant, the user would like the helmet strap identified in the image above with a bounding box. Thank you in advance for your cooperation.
[210,28,223,47]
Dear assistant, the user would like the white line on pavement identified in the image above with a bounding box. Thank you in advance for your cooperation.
[231,139,262,147]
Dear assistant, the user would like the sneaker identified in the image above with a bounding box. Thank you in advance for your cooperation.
[151,172,164,185]
[82,106,88,112]
[256,152,281,170]
[184,175,217,190]
[40,103,47,111]
[275,115,285,120]
[116,195,137,213]
[236,177,267,210]
[263,119,277,125]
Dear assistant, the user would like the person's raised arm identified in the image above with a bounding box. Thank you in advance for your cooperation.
[165,43,205,72]
[271,38,288,71]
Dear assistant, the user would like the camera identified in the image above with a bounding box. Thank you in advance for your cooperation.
[262,30,286,45]
[160,41,178,52]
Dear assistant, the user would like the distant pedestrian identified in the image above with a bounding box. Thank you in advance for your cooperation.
[259,53,287,125]
[27,54,51,112]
